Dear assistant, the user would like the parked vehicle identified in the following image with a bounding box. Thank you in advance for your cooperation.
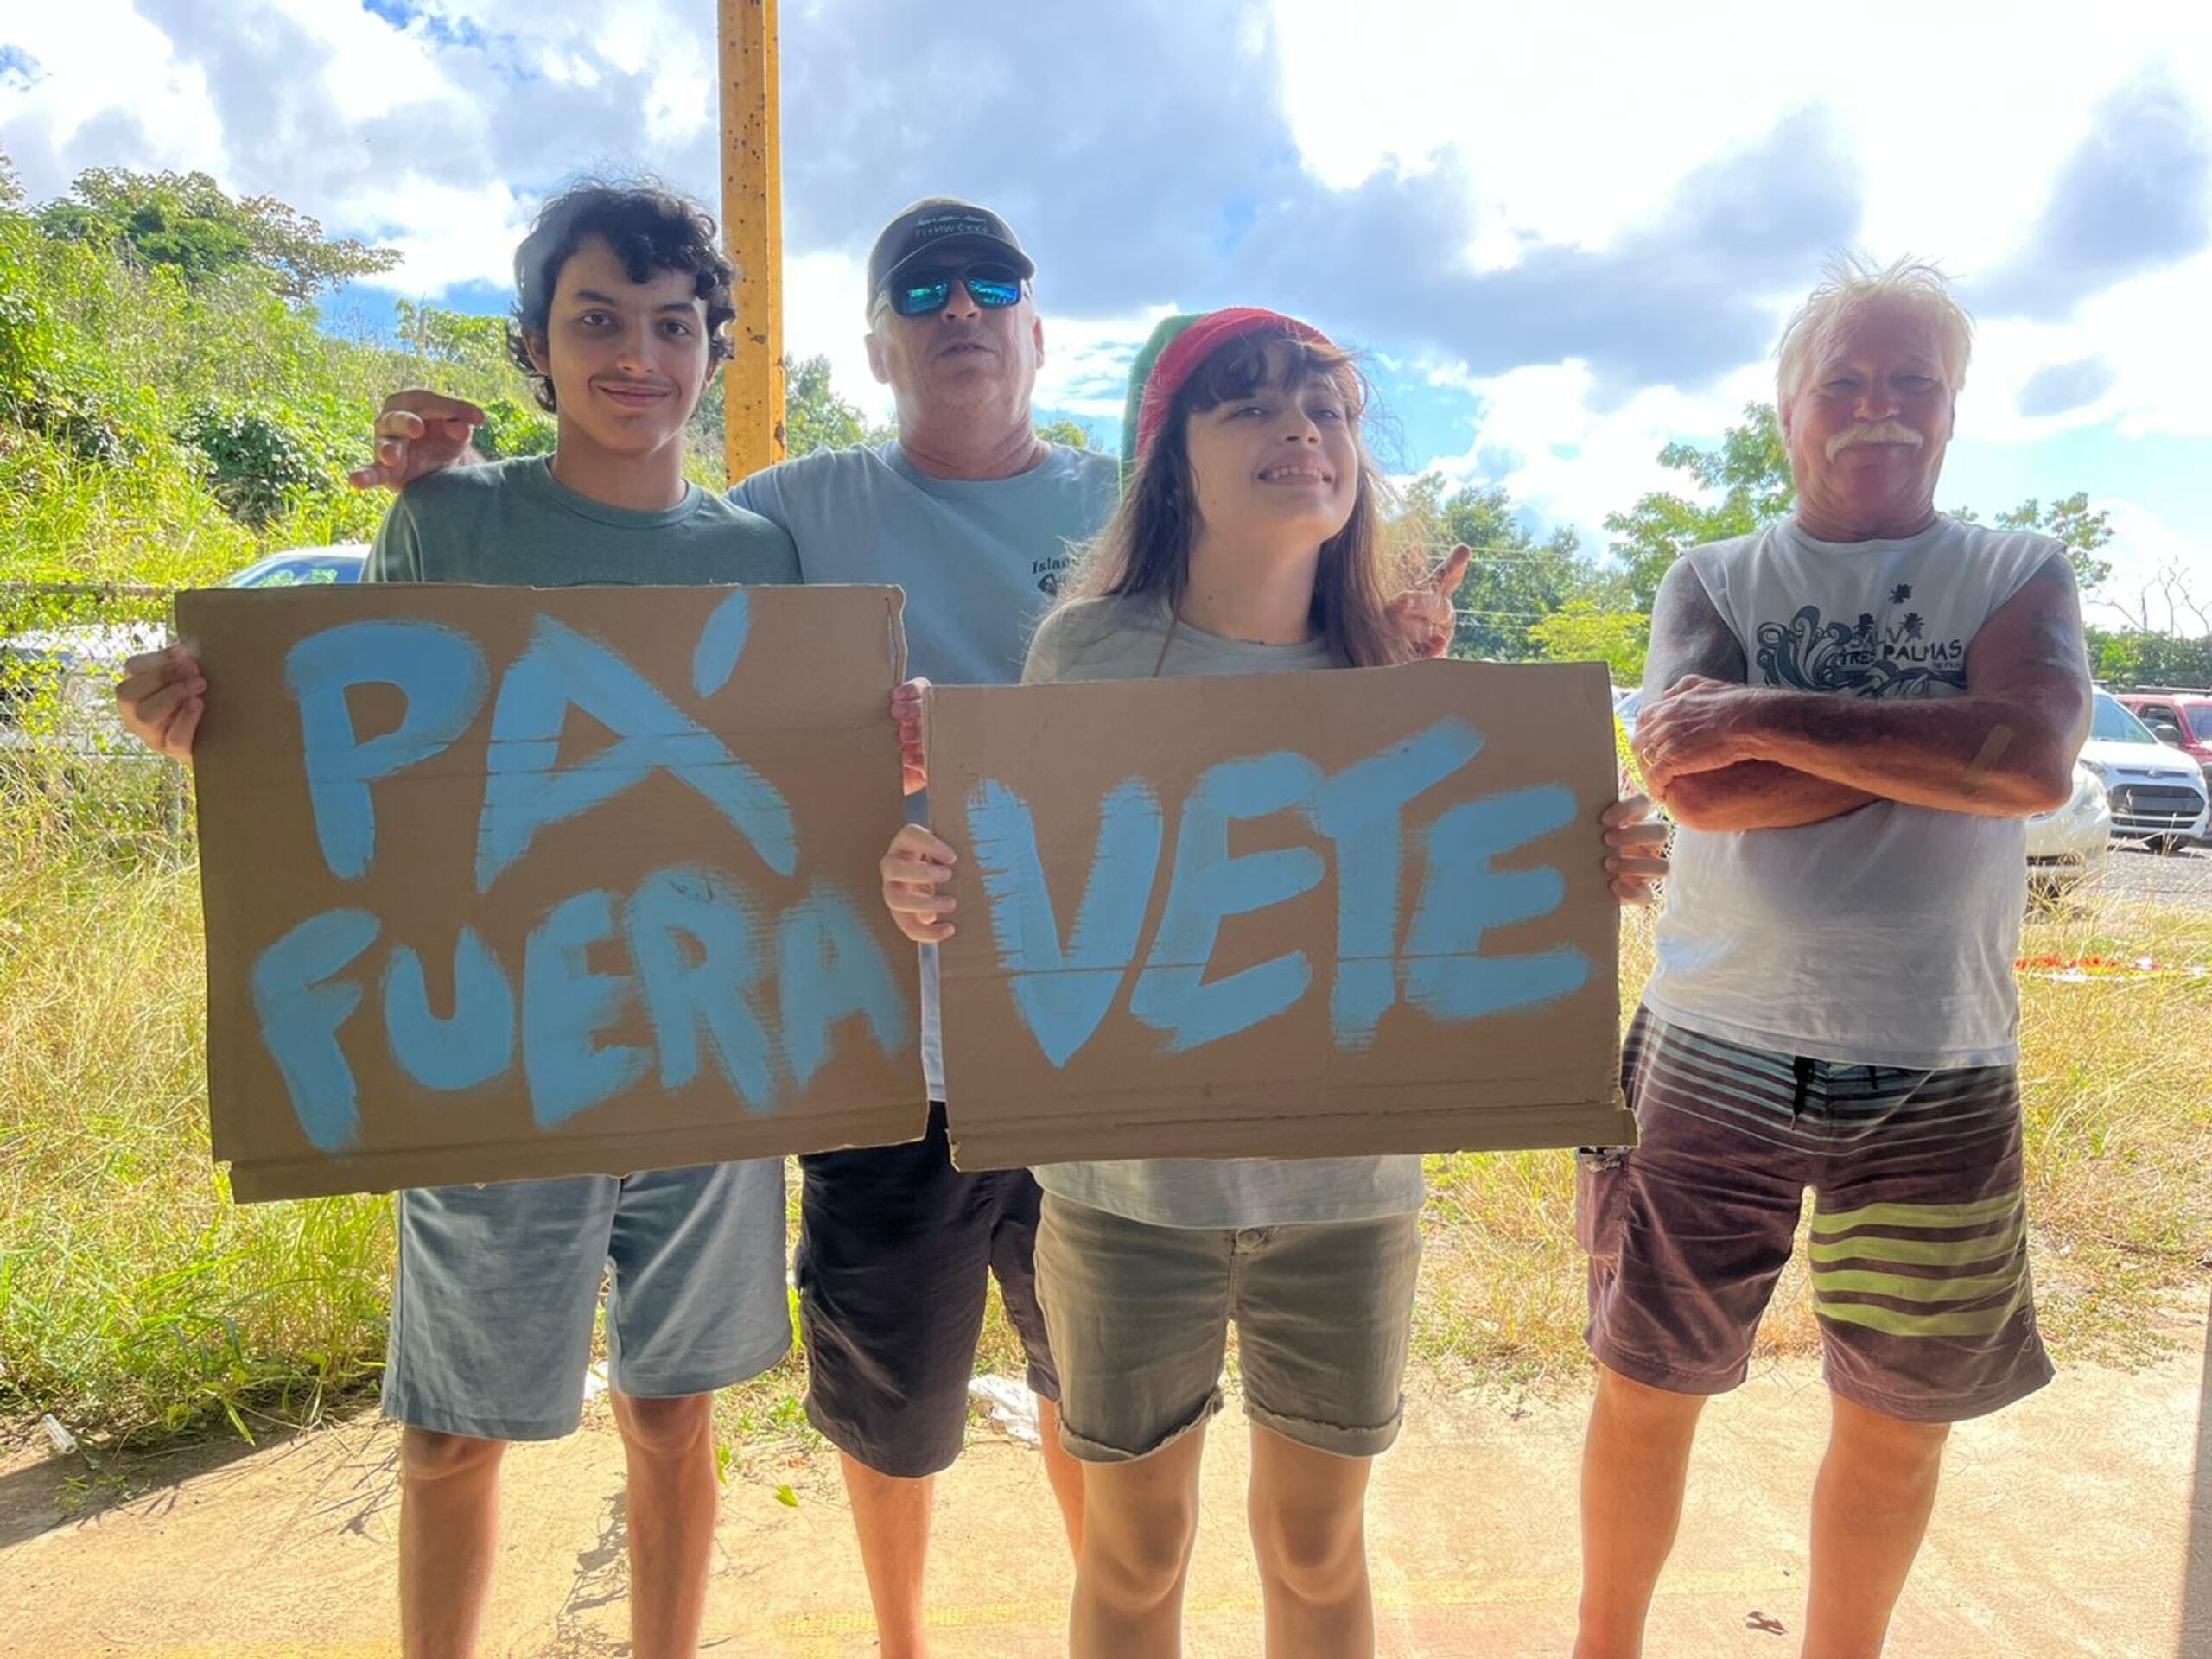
[2024,762,2112,887]
[0,544,367,757]
[2115,689,2212,782]
[2080,690,2211,852]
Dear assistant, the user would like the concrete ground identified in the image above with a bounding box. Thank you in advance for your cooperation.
[3,1288,2207,1658]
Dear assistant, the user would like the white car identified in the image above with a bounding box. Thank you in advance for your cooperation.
[2078,690,2211,852]
[2024,762,2113,884]
[0,544,367,758]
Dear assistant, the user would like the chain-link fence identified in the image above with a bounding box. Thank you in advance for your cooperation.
[0,581,194,864]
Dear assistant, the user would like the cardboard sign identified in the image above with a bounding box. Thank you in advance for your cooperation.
[926,659,1634,1168]
[181,582,925,1202]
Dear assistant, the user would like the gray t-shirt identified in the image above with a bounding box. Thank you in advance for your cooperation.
[371,455,800,587]
[1021,594,1428,1230]
[730,440,1122,1097]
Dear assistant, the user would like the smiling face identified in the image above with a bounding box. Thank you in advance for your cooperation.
[864,247,1044,429]
[1180,341,1362,555]
[524,233,713,461]
[1782,296,1957,540]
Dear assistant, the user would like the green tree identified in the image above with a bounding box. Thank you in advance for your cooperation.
[1037,417,1090,448]
[2086,627,2212,687]
[1606,402,2117,603]
[1603,403,1791,607]
[1400,474,1624,660]
[1993,493,2113,593]
[35,168,400,302]
[392,300,513,380]
[1528,601,1651,683]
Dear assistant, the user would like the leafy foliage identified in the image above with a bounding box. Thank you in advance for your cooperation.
[1604,403,1790,607]
[1528,602,1651,682]
[36,167,402,302]
[1399,474,1626,661]
[2087,628,2212,687]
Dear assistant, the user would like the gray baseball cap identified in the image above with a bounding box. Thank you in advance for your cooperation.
[865,198,1034,314]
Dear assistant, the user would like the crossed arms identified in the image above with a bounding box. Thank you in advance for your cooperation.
[1634,554,2092,833]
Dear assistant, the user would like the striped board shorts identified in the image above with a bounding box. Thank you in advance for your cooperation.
[1577,1007,2053,1422]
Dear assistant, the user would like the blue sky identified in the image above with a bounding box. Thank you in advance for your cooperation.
[3,0,2209,624]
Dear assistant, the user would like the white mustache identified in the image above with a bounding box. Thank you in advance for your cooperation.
[1826,420,1924,461]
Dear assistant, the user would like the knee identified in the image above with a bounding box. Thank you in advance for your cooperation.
[400,1425,505,1486]
[1833,1397,1950,1476]
[613,1390,715,1462]
[1251,1502,1364,1604]
[1084,1485,1199,1601]
[1595,1365,1706,1433]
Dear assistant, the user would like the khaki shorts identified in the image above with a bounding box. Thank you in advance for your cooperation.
[1035,1192,1421,1463]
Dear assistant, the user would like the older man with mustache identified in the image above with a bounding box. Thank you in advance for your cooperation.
[1573,257,2090,1659]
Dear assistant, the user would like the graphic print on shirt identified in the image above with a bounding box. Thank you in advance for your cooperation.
[1033,550,1073,597]
[1754,577,1965,699]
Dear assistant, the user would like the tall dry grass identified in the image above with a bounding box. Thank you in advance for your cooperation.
[4,831,2206,1447]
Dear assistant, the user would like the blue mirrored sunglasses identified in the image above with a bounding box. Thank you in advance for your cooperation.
[886,264,1025,317]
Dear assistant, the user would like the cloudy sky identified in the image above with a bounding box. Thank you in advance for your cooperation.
[3,0,2207,620]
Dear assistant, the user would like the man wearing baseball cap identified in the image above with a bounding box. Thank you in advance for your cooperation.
[726,198,1114,1656]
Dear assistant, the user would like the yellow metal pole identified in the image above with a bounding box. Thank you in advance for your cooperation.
[718,0,785,486]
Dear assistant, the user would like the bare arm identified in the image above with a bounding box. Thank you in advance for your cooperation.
[1638,555,2089,818]
[1637,559,1880,832]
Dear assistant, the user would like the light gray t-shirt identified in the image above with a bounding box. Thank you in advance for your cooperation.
[731,441,1122,1098]
[371,454,800,586]
[1644,515,2061,1068]
[1021,594,1428,1230]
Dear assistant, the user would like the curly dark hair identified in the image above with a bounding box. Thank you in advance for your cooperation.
[505,181,738,413]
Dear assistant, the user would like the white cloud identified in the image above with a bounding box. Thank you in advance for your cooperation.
[1409,355,1774,554]
[5,0,2207,570]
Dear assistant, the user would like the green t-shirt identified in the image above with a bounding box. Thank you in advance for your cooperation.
[368,455,800,588]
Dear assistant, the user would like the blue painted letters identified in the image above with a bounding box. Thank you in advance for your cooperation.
[251,909,381,1151]
[477,616,797,892]
[969,777,1163,1067]
[287,621,488,881]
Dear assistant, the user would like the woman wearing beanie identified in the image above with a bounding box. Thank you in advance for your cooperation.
[880,308,1666,1656]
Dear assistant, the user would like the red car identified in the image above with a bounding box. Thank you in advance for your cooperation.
[2116,690,2212,779]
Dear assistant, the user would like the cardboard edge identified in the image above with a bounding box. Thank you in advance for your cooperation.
[225,1101,935,1203]
[950,1103,1641,1173]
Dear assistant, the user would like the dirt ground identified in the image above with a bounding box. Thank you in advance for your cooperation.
[4,1288,2207,1659]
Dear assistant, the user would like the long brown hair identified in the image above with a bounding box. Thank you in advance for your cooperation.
[1068,329,1415,668]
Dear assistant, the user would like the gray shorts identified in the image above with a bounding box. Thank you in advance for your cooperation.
[1035,1192,1421,1463]
[382,1160,791,1442]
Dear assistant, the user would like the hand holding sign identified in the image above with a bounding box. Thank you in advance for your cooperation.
[1603,794,1669,905]
[893,677,931,795]
[115,643,207,760]
[881,823,957,943]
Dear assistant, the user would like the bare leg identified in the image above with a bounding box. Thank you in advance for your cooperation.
[397,1426,505,1659]
[841,1454,936,1659]
[1246,1424,1375,1659]
[610,1390,720,1659]
[1038,1396,1086,1555]
[1574,1364,1708,1659]
[1070,1423,1207,1659]
[1802,1392,1950,1659]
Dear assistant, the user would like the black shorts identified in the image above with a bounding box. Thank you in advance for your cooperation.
[795,1103,1059,1478]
